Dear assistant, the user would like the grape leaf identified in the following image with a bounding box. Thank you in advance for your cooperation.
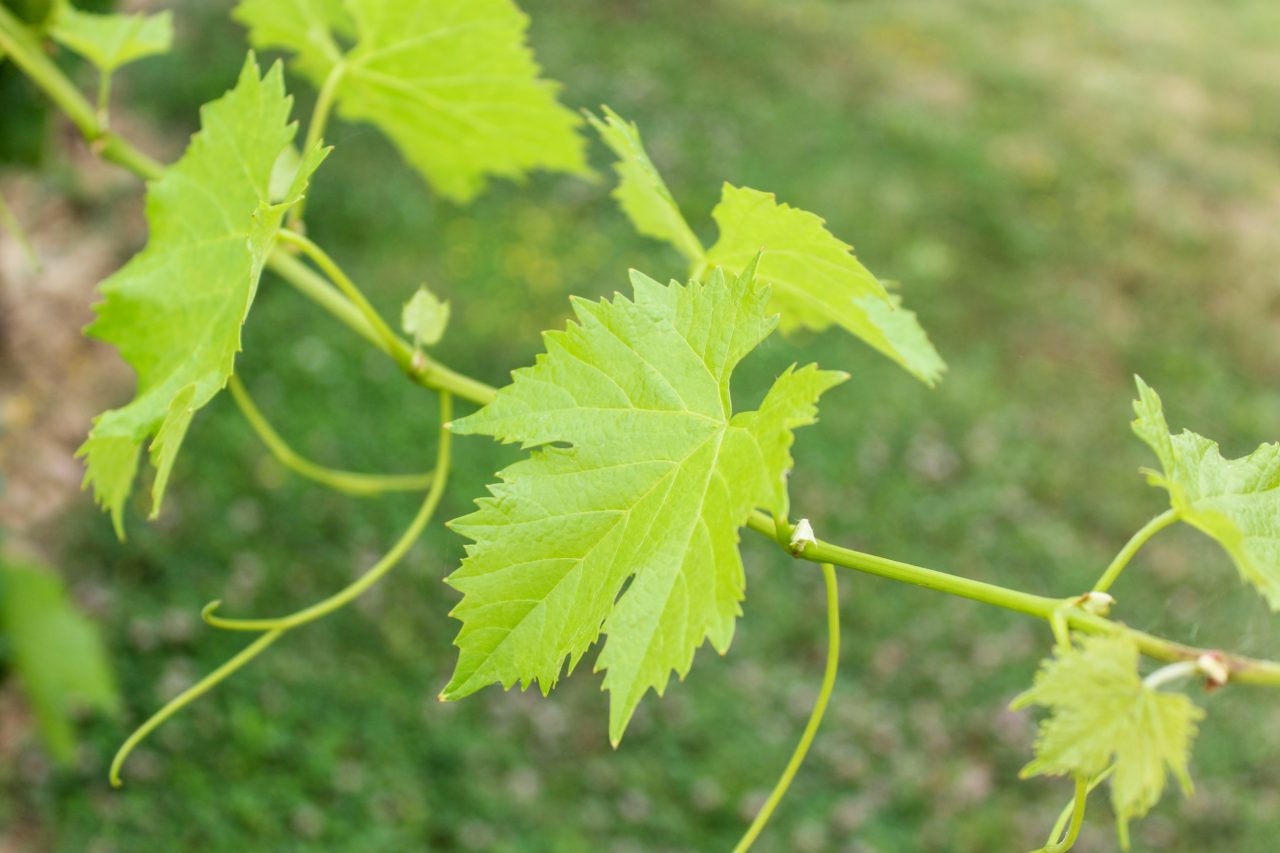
[588,109,944,385]
[1012,634,1202,849]
[440,262,846,743]
[234,0,589,202]
[585,106,704,264]
[49,0,172,74]
[1132,376,1280,609]
[0,559,118,763]
[705,184,945,386]
[78,55,326,537]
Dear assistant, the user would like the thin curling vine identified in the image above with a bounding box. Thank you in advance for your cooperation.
[4,2,1280,850]
[108,390,453,787]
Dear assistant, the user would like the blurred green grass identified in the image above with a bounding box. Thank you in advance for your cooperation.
[7,0,1280,849]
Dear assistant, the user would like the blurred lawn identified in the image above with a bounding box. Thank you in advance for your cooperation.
[6,0,1280,850]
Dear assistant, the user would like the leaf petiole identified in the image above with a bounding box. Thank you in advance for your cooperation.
[1092,508,1179,593]
[1142,660,1201,691]
[287,61,346,229]
[1050,607,1071,651]
[275,229,404,357]
[1038,766,1114,853]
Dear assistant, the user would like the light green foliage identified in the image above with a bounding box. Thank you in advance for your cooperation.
[233,0,588,202]
[441,264,846,743]
[0,559,118,763]
[1132,376,1280,608]
[233,0,351,85]
[588,109,944,385]
[586,106,704,264]
[401,284,450,347]
[49,0,172,74]
[79,56,325,536]
[704,185,945,386]
[1013,634,1202,848]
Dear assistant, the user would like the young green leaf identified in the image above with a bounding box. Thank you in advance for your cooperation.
[0,559,118,763]
[587,109,944,385]
[1012,634,1202,849]
[1132,376,1280,608]
[705,184,945,386]
[585,107,704,264]
[49,0,172,74]
[402,284,450,347]
[78,55,326,537]
[234,0,589,202]
[440,263,846,744]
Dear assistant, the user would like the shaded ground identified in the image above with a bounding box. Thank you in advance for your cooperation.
[3,0,1280,850]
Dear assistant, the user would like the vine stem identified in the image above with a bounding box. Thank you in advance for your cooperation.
[227,374,434,496]
[110,393,452,786]
[1038,767,1114,853]
[734,563,840,852]
[746,511,1280,686]
[265,249,498,405]
[1143,660,1200,691]
[0,5,165,180]
[203,393,452,632]
[1043,776,1088,853]
[1092,508,1179,593]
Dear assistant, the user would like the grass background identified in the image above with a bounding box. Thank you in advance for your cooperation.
[4,0,1280,849]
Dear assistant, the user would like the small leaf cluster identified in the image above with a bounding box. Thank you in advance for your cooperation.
[1013,634,1202,849]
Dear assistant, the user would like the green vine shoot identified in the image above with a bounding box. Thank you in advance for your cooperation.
[2,1,1279,850]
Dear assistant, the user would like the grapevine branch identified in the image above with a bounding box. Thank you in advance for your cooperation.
[7,5,1280,691]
